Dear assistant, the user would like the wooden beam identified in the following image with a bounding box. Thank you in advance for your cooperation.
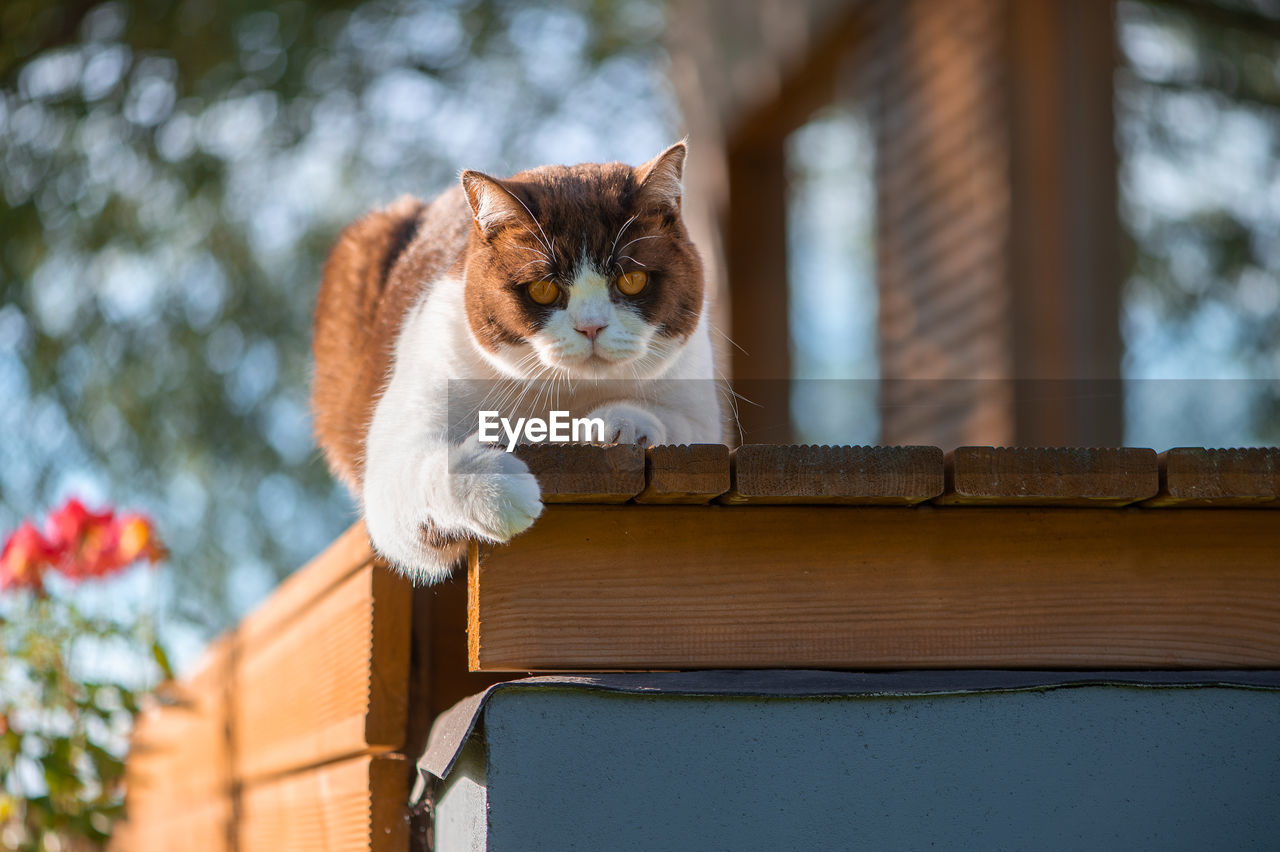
[721,444,943,505]
[234,531,411,782]
[119,640,235,852]
[515,443,645,503]
[238,754,407,852]
[1007,0,1123,445]
[635,444,731,504]
[937,446,1158,506]
[237,522,377,647]
[1144,447,1280,507]
[728,6,869,150]
[725,135,792,443]
[468,504,1280,671]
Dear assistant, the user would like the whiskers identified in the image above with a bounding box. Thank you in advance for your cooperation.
[675,307,753,444]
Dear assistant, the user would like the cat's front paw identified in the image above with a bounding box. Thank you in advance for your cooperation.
[448,441,543,542]
[586,402,666,447]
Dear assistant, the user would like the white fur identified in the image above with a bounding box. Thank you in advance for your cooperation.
[362,266,720,583]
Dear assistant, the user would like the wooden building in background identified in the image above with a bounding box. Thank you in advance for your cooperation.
[668,0,1124,447]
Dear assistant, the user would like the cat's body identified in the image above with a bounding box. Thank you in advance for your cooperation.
[312,144,722,582]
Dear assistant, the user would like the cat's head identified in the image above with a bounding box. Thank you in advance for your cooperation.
[460,142,704,380]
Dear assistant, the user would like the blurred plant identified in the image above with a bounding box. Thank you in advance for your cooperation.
[1118,0,1280,445]
[0,497,170,851]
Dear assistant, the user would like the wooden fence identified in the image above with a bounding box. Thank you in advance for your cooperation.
[113,444,1279,849]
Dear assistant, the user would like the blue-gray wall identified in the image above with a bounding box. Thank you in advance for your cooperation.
[436,682,1280,850]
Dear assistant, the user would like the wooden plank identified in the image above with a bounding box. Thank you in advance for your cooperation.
[515,443,645,503]
[719,445,944,505]
[935,446,1157,505]
[1143,447,1280,507]
[239,754,407,852]
[234,562,411,782]
[469,504,1280,671]
[111,796,233,852]
[634,444,731,504]
[238,522,376,647]
[124,638,233,823]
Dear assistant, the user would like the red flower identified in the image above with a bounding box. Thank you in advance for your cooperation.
[1,499,168,591]
[111,513,168,567]
[0,520,56,592]
[45,498,120,580]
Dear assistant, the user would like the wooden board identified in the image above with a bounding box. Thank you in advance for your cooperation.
[234,561,412,782]
[123,639,233,822]
[720,445,944,504]
[515,443,645,503]
[238,522,377,647]
[238,754,407,852]
[635,444,731,504]
[936,446,1158,505]
[1143,447,1280,507]
[468,504,1280,671]
[110,796,233,852]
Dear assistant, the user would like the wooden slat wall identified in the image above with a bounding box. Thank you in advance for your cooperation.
[239,755,408,852]
[235,562,410,781]
[115,522,412,852]
[115,639,234,852]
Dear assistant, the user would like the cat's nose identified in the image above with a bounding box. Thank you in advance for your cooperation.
[575,323,606,341]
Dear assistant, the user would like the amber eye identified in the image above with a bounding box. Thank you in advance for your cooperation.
[527,279,560,305]
[617,270,648,296]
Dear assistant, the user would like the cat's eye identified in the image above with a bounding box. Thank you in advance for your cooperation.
[527,279,560,305]
[617,270,648,296]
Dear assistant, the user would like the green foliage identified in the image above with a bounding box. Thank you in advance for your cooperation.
[0,589,167,850]
[1118,0,1280,444]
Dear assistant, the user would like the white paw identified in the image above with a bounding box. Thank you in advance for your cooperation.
[586,402,666,447]
[448,440,543,542]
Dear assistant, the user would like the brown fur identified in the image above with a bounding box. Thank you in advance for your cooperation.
[311,149,703,491]
[461,159,704,353]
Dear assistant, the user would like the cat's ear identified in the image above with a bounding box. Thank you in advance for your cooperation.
[460,170,532,239]
[634,140,687,214]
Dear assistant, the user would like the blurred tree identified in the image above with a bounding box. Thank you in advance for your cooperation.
[0,0,671,651]
[1118,0,1280,445]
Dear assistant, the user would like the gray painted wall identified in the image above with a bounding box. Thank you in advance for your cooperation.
[436,685,1280,851]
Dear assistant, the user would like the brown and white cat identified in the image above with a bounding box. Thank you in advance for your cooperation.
[312,142,722,582]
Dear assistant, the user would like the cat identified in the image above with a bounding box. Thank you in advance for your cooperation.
[311,142,723,583]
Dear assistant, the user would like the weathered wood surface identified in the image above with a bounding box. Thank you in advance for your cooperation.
[1144,447,1280,507]
[239,754,408,852]
[936,446,1158,505]
[469,504,1280,672]
[720,444,944,504]
[515,443,645,502]
[635,444,731,503]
